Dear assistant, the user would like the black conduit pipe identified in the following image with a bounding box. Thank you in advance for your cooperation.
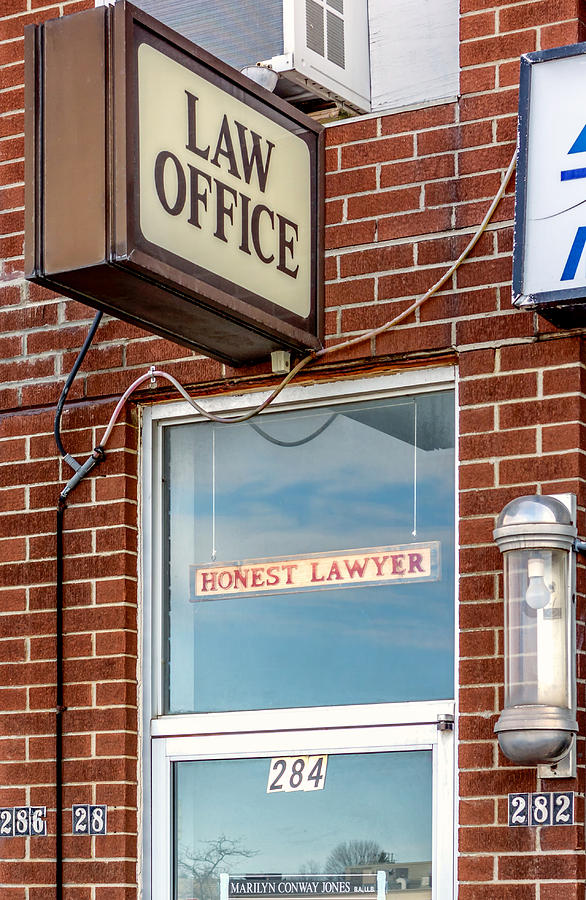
[53,310,103,900]
[55,501,65,898]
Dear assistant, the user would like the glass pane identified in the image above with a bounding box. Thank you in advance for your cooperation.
[505,549,570,707]
[174,753,432,900]
[164,391,454,713]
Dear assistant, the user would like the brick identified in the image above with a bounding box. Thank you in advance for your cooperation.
[543,365,586,395]
[325,220,376,250]
[339,244,414,277]
[500,452,585,485]
[379,266,447,301]
[380,154,455,188]
[460,462,495,490]
[327,167,377,199]
[460,627,497,658]
[460,798,496,827]
[325,198,344,225]
[500,337,581,370]
[418,232,493,266]
[458,887,534,900]
[459,348,496,377]
[498,854,584,880]
[341,135,413,169]
[381,103,455,136]
[460,428,536,460]
[541,20,581,47]
[378,207,452,242]
[461,64,497,95]
[325,118,378,145]
[459,741,495,769]
[499,59,521,89]
[347,185,420,220]
[460,10,496,42]
[340,299,414,334]
[500,395,585,429]
[460,406,495,433]
[417,126,459,156]
[543,423,586,453]
[456,193,515,229]
[0,688,27,711]
[460,88,519,122]
[540,886,584,900]
[325,146,339,172]
[325,278,375,306]
[456,312,533,346]
[459,372,537,406]
[500,0,576,33]
[374,322,452,357]
[420,286,498,322]
[460,30,537,68]
[459,600,501,629]
[423,178,457,207]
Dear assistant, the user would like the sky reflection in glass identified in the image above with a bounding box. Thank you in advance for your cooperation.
[164,391,454,713]
[174,752,432,900]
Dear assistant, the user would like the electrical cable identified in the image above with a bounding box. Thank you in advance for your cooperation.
[54,311,103,463]
[249,413,338,447]
[94,146,517,441]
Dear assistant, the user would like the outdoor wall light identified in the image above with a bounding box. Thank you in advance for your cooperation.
[494,495,579,770]
[240,64,280,93]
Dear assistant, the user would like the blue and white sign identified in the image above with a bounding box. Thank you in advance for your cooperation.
[513,42,586,324]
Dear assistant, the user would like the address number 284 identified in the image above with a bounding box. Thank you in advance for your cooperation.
[267,756,328,793]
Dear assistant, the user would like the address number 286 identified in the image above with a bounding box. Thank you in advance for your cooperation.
[267,755,328,793]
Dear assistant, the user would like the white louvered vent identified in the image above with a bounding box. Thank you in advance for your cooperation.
[261,0,370,112]
[305,0,345,69]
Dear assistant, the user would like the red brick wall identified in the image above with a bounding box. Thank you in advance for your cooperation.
[1,0,586,897]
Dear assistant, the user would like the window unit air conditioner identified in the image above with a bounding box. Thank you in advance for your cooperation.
[126,0,371,114]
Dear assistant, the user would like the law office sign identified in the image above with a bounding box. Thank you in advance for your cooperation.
[25,2,323,365]
[513,42,586,326]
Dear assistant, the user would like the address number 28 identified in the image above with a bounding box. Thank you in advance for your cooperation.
[267,755,328,793]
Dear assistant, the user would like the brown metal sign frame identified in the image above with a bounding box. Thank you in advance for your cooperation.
[25,2,324,366]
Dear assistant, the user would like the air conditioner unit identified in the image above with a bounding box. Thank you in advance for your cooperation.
[125,0,371,113]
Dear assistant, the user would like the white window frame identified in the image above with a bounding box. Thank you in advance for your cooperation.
[141,366,458,900]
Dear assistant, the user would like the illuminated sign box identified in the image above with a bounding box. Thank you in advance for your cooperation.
[25,2,324,366]
[513,42,586,327]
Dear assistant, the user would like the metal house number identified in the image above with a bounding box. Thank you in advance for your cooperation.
[72,804,108,835]
[0,807,47,837]
[508,792,574,827]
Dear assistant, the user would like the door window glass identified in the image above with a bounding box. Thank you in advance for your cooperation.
[163,391,454,713]
[174,752,433,900]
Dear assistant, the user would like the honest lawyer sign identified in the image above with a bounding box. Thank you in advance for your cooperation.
[190,543,440,600]
[25,2,323,365]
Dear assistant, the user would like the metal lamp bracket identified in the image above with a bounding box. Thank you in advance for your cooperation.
[538,735,576,779]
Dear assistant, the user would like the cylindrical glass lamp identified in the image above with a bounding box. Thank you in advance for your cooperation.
[494,495,577,765]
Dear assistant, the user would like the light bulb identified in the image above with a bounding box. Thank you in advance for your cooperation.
[525,557,552,610]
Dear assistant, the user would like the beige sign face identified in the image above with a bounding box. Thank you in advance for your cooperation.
[191,542,440,600]
[138,43,312,318]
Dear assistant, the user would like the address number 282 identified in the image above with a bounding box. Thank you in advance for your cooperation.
[267,755,328,793]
